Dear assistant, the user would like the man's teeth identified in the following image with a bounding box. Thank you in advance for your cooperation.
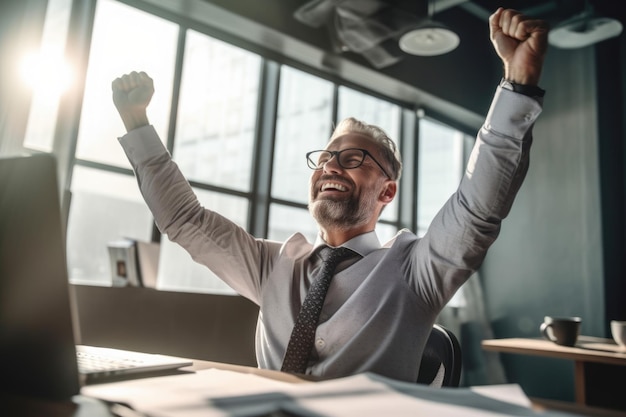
[322,183,347,192]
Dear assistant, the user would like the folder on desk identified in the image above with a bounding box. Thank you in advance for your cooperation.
[108,238,141,287]
[107,238,160,288]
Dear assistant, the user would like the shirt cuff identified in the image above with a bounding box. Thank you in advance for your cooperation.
[118,125,169,165]
[484,86,543,140]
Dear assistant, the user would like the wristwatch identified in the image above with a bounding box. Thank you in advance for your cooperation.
[500,78,545,98]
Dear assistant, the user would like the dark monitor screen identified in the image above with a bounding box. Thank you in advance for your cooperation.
[0,153,80,401]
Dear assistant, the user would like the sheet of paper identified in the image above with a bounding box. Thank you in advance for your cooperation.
[471,383,533,408]
[282,375,536,417]
[285,381,530,417]
[82,368,293,417]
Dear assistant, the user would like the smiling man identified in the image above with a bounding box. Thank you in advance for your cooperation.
[112,8,548,382]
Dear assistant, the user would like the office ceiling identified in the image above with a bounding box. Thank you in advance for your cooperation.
[197,0,623,123]
[344,0,622,25]
[273,0,624,114]
[291,0,624,68]
[382,0,597,21]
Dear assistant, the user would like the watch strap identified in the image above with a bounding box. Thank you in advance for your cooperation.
[500,78,545,98]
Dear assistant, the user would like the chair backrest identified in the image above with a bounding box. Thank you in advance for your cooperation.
[417,324,462,387]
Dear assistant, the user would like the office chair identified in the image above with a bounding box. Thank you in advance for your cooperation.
[416,324,462,387]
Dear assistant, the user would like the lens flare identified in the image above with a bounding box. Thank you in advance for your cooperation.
[20,50,73,98]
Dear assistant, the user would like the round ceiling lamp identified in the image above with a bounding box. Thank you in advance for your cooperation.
[548,0,623,49]
[399,0,459,56]
[549,17,622,48]
[399,21,459,56]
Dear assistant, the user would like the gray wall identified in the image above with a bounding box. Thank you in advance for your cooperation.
[480,46,606,402]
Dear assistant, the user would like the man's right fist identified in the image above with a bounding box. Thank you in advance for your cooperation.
[111,71,154,132]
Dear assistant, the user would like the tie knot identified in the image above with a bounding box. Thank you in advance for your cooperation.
[320,246,354,267]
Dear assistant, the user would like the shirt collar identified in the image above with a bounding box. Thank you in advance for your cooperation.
[312,230,381,258]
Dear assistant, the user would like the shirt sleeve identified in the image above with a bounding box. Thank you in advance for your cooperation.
[408,86,543,308]
[118,126,277,303]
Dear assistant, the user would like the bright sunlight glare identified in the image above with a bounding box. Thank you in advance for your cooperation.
[19,50,73,99]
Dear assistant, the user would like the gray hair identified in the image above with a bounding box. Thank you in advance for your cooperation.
[330,117,403,180]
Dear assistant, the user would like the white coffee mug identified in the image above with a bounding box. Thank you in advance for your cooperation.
[611,320,626,350]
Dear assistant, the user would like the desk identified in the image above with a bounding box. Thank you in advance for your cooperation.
[79,357,597,417]
[482,336,626,411]
[5,355,610,417]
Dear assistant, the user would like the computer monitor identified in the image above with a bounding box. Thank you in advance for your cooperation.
[0,153,81,401]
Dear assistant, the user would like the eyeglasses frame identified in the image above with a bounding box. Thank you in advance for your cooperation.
[306,148,391,179]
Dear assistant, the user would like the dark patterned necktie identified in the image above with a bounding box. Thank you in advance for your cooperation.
[281,246,354,374]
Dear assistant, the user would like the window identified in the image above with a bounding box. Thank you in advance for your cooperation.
[67,0,178,285]
[66,166,153,285]
[337,86,401,137]
[158,30,261,294]
[17,0,471,293]
[416,118,467,236]
[174,30,261,191]
[268,204,319,242]
[74,0,177,168]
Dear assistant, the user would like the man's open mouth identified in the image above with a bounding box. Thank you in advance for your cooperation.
[321,182,348,192]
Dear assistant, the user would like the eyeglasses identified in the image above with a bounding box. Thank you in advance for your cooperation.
[306,148,391,179]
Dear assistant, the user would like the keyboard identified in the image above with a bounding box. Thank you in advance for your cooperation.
[76,345,193,382]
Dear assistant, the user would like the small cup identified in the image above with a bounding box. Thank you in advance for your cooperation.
[540,316,581,347]
[610,320,626,351]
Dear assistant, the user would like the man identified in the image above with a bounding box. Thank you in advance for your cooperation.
[112,8,548,382]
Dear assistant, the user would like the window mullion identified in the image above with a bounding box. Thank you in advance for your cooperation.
[53,0,98,220]
[249,60,280,238]
[331,84,339,130]
[165,26,186,154]
[399,108,418,232]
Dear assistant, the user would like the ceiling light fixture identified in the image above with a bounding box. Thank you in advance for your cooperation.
[548,0,623,49]
[399,0,459,56]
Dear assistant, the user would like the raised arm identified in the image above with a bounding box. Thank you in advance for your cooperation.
[111,71,154,132]
[407,9,548,308]
[110,70,272,302]
[489,7,549,86]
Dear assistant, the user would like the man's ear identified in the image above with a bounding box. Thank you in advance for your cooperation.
[379,181,397,204]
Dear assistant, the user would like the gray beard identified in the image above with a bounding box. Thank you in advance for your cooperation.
[309,193,376,231]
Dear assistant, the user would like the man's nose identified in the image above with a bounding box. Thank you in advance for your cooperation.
[323,154,343,174]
